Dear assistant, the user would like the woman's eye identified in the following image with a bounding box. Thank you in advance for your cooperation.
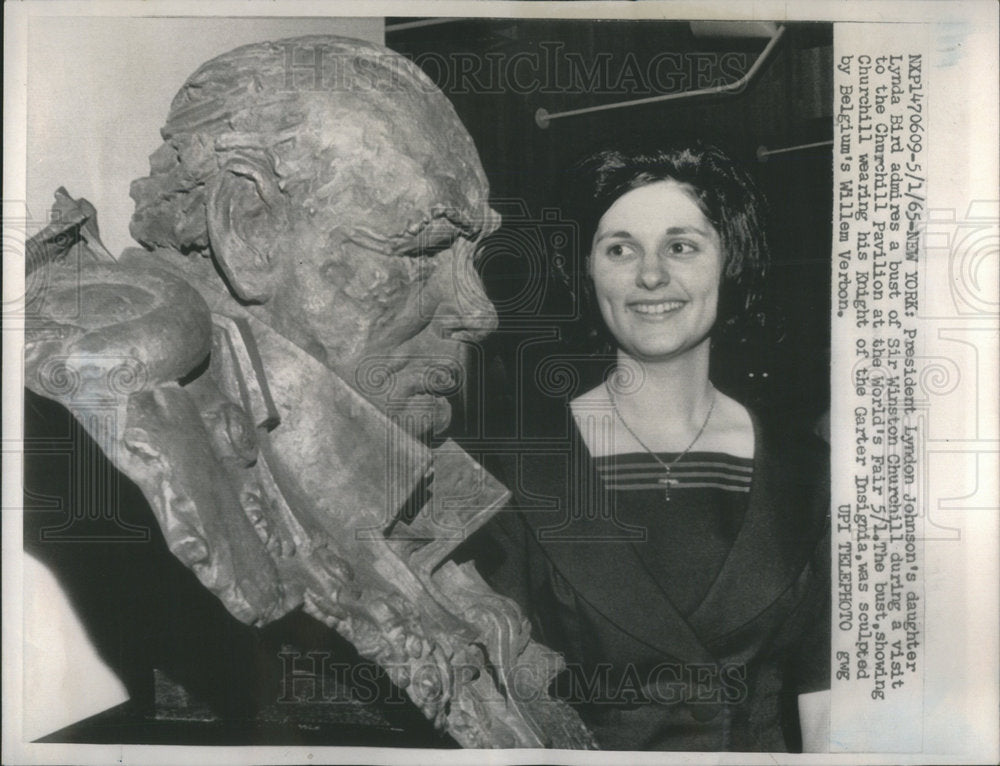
[603,243,634,259]
[667,241,698,256]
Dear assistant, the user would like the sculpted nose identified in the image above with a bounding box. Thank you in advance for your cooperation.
[453,302,498,341]
[441,288,497,341]
[437,250,498,341]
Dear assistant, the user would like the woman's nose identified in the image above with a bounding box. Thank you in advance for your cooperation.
[636,251,669,289]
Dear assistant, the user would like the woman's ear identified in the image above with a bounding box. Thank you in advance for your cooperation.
[206,159,287,303]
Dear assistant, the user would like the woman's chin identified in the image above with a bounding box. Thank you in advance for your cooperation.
[617,339,706,364]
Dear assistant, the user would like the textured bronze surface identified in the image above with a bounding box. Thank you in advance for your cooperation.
[24,36,594,749]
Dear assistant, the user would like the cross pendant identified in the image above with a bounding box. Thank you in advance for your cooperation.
[657,474,678,501]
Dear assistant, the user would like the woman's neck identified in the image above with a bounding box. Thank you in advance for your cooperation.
[610,344,715,433]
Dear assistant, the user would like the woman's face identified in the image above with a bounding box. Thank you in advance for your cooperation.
[589,179,724,363]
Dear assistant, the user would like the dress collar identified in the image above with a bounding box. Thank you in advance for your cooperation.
[516,411,827,659]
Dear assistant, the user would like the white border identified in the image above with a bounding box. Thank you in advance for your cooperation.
[4,2,998,765]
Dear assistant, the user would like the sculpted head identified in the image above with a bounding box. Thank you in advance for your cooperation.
[130,36,499,434]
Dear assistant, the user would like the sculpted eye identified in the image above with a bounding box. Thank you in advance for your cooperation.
[396,226,462,259]
[401,241,453,259]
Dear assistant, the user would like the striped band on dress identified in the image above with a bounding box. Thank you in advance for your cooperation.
[593,452,753,493]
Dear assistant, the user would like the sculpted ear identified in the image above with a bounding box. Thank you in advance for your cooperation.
[206,160,287,303]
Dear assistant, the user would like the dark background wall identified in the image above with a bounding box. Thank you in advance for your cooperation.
[387,19,833,440]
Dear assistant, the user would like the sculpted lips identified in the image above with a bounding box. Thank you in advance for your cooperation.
[386,355,464,399]
[628,299,685,317]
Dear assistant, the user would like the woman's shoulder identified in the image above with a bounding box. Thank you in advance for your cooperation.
[703,396,830,475]
[699,390,754,458]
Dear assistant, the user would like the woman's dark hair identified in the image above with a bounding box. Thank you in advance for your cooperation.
[559,140,770,354]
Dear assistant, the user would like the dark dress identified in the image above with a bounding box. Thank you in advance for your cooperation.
[474,412,830,751]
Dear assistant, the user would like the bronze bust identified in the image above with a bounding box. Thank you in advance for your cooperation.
[24,35,592,749]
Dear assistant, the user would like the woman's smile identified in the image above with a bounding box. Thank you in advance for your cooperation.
[627,298,686,317]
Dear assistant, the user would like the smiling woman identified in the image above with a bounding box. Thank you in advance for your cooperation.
[589,180,725,365]
[475,141,831,752]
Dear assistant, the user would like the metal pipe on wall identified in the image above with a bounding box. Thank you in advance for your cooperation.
[535,24,786,129]
[757,139,834,161]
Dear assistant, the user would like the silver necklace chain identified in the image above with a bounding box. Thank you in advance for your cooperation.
[604,381,716,501]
